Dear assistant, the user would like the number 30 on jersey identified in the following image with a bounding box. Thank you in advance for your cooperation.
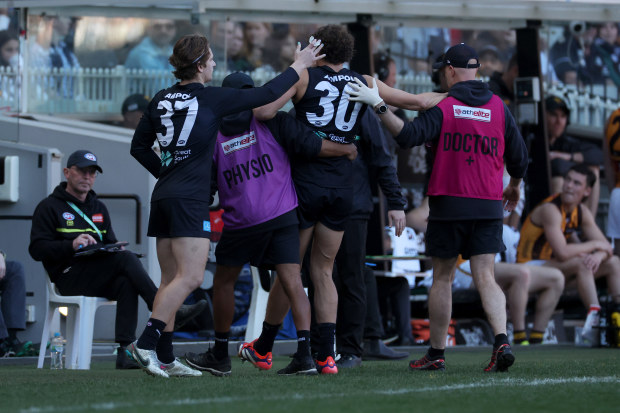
[306,82,362,131]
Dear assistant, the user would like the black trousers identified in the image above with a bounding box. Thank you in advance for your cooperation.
[377,276,414,344]
[363,266,384,340]
[53,251,157,344]
[333,218,368,356]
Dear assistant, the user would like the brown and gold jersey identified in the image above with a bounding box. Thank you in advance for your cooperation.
[517,194,582,262]
[605,108,620,188]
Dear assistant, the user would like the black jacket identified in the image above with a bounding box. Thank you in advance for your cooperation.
[352,110,406,219]
[29,182,117,279]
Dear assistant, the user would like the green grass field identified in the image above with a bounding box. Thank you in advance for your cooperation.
[1,345,618,413]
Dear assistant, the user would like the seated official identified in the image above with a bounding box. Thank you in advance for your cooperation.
[29,150,205,369]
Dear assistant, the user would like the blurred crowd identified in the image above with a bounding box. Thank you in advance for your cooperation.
[0,13,618,95]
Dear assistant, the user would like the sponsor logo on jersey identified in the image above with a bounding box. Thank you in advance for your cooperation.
[203,221,211,232]
[453,105,491,122]
[161,151,173,167]
[323,74,358,83]
[328,133,349,143]
[67,220,74,226]
[164,92,192,100]
[63,212,75,220]
[174,149,191,162]
[92,213,103,223]
[221,131,256,155]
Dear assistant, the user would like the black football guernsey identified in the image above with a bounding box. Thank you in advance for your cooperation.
[131,67,299,202]
[292,66,367,188]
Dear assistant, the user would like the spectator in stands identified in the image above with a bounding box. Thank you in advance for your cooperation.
[517,163,620,344]
[226,22,253,72]
[487,53,518,111]
[0,251,35,357]
[0,8,10,31]
[478,45,504,78]
[587,21,620,86]
[264,30,297,72]
[549,24,596,86]
[0,30,19,68]
[474,30,516,65]
[125,19,176,71]
[0,30,21,103]
[27,15,54,69]
[29,150,205,369]
[209,20,253,72]
[241,22,272,69]
[49,16,79,70]
[604,107,620,257]
[121,93,149,130]
[545,95,603,216]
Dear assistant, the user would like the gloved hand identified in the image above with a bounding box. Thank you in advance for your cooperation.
[308,36,323,48]
[347,77,383,107]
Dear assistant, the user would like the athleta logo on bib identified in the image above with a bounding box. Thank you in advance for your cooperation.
[222,131,257,155]
[453,105,491,122]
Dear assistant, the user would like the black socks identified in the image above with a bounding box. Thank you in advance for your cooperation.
[254,322,281,355]
[428,346,445,360]
[295,330,311,358]
[136,318,166,350]
[156,331,175,364]
[214,330,230,360]
[318,323,336,361]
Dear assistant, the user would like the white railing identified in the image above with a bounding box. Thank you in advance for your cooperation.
[545,83,618,130]
[0,65,618,129]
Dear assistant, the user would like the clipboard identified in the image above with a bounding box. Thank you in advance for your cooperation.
[74,242,131,257]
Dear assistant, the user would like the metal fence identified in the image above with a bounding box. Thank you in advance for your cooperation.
[0,65,618,128]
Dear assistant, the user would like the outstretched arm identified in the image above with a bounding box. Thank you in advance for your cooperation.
[347,77,405,136]
[358,75,446,111]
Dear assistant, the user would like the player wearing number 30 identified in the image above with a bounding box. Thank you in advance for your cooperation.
[253,25,443,373]
[128,33,324,378]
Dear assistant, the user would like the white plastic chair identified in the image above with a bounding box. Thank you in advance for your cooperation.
[37,277,116,370]
[244,266,270,342]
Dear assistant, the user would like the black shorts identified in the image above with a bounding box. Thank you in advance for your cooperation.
[296,182,352,231]
[215,222,300,268]
[425,219,505,260]
[148,198,212,239]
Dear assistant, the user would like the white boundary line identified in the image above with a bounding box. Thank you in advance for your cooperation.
[20,376,620,412]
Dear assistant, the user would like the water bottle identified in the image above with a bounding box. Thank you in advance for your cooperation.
[50,332,64,369]
[611,312,620,348]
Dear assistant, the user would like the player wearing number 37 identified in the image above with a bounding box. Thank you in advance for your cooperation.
[128,33,324,378]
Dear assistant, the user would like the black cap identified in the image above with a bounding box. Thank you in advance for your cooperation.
[432,43,480,70]
[121,94,149,115]
[222,72,254,89]
[545,95,570,116]
[66,150,103,173]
